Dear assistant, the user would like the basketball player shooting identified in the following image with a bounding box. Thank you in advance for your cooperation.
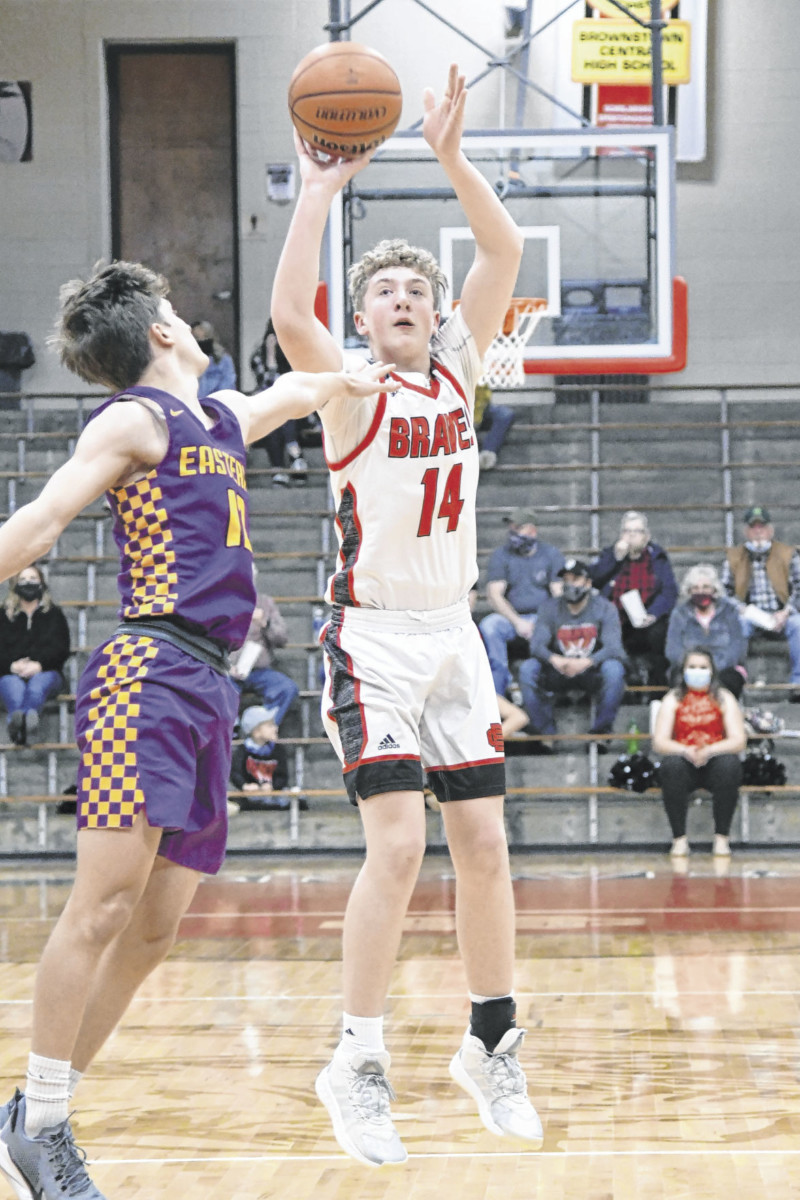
[272,63,543,1166]
[0,261,394,1200]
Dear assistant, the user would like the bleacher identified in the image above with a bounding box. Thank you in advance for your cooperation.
[3,384,800,855]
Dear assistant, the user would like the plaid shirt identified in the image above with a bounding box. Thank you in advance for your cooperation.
[610,552,657,614]
[721,550,800,613]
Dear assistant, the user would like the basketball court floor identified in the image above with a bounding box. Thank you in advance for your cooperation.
[2,849,800,1199]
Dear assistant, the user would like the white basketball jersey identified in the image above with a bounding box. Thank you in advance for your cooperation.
[321,308,482,611]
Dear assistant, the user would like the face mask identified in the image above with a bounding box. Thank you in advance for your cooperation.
[15,581,43,602]
[508,532,536,554]
[197,338,214,355]
[745,539,771,555]
[689,593,714,610]
[684,667,712,690]
[563,582,590,603]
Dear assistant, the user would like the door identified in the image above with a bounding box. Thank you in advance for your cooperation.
[107,45,239,376]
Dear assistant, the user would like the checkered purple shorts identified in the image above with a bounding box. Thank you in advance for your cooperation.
[75,633,239,874]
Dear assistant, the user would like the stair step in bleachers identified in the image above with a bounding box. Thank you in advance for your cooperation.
[3,388,800,856]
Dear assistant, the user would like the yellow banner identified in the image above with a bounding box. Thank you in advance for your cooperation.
[572,19,691,85]
[591,1,680,17]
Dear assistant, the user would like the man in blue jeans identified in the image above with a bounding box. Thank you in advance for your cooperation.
[479,508,565,699]
[720,505,800,702]
[228,587,299,727]
[475,382,516,471]
[518,558,626,751]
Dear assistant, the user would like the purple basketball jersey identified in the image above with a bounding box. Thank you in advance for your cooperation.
[86,387,256,649]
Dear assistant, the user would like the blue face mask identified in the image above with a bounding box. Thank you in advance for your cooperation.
[509,532,536,554]
[684,667,712,690]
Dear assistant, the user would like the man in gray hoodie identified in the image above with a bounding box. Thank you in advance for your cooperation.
[518,558,626,748]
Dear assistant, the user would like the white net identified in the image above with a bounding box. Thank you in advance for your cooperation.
[479,301,547,390]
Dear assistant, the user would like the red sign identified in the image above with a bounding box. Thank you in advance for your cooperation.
[596,83,653,129]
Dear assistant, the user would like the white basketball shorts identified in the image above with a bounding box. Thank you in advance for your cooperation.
[320,600,505,804]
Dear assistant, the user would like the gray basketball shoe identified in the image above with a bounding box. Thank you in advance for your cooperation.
[449,1027,543,1145]
[0,1090,21,1146]
[315,1045,408,1167]
[0,1093,108,1199]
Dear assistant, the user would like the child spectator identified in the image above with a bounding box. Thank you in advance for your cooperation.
[230,705,289,809]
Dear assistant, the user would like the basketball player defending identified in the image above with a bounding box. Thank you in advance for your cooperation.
[272,65,543,1166]
[0,261,393,1200]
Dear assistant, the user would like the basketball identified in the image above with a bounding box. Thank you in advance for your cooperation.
[288,43,402,161]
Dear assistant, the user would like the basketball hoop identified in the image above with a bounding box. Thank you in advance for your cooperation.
[454,297,548,390]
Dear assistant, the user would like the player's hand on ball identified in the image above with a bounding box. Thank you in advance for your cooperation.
[294,129,374,189]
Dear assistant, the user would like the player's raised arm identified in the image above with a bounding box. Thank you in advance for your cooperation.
[233,361,398,446]
[0,402,165,584]
[271,134,374,374]
[423,64,524,358]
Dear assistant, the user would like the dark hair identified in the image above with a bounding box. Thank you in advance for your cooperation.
[672,646,722,700]
[50,260,170,390]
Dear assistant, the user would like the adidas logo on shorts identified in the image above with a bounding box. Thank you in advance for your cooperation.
[377,733,400,752]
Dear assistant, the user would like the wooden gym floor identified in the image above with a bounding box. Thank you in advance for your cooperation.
[3,850,800,1199]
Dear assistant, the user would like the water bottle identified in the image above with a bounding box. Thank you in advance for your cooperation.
[626,720,640,757]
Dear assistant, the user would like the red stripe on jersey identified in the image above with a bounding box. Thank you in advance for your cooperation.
[325,394,387,470]
[431,358,468,406]
[390,370,441,399]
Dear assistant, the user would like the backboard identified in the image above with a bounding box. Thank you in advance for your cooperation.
[326,125,684,375]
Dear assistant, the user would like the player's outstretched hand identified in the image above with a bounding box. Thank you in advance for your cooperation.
[422,63,467,165]
[335,360,399,399]
[294,129,375,192]
[248,362,399,437]
[308,360,398,413]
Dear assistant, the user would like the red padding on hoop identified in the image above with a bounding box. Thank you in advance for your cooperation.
[523,276,688,376]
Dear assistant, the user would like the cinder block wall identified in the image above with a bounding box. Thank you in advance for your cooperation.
[0,0,797,393]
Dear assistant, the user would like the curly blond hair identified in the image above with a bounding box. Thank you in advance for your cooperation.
[347,238,448,313]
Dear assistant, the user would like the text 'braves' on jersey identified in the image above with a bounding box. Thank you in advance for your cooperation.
[321,308,483,611]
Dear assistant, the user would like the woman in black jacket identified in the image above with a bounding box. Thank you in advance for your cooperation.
[0,564,71,744]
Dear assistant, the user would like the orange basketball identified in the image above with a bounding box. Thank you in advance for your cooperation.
[288,43,402,161]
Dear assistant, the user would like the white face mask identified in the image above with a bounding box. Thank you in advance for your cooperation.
[684,667,712,690]
[745,539,772,554]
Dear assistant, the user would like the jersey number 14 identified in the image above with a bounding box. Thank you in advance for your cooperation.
[417,464,464,537]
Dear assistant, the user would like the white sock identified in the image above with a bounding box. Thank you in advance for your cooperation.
[341,1012,385,1055]
[24,1052,70,1137]
[68,1067,83,1099]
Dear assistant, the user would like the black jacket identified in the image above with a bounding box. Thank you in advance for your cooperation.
[230,740,289,791]
[0,605,71,677]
